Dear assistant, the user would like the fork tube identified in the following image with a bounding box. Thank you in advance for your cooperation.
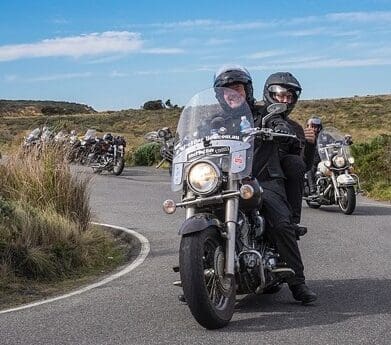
[225,177,239,277]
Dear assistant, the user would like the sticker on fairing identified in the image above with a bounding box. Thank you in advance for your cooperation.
[231,150,246,173]
[173,163,183,185]
[187,146,230,160]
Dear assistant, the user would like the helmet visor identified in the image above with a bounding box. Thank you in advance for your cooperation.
[268,85,301,104]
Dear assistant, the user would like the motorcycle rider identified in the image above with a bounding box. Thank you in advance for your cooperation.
[261,72,317,225]
[213,65,317,304]
[305,117,323,195]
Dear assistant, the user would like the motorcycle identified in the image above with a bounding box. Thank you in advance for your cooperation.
[23,128,41,149]
[303,127,360,215]
[89,135,126,175]
[144,127,174,174]
[162,88,298,329]
[76,129,98,165]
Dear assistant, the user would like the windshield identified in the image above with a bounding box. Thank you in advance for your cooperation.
[317,127,352,161]
[172,87,254,191]
[27,128,41,139]
[84,129,97,140]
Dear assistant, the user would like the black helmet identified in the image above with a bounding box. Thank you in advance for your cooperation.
[103,133,113,142]
[263,72,302,117]
[214,65,255,108]
[307,116,323,134]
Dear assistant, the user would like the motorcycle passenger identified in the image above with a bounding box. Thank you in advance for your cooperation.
[261,72,317,225]
[214,65,317,304]
[305,117,323,195]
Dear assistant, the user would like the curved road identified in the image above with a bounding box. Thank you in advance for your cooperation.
[1,167,390,344]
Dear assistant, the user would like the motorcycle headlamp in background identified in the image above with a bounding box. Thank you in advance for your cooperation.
[332,155,346,168]
[348,157,355,164]
[187,162,220,195]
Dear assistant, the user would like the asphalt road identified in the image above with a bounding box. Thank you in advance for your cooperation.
[1,166,390,345]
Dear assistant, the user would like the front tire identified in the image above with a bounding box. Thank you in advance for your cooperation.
[179,227,236,329]
[338,186,356,215]
[113,157,125,176]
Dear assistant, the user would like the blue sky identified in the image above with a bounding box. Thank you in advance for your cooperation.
[0,0,391,110]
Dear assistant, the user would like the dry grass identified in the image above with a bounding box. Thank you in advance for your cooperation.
[0,145,124,288]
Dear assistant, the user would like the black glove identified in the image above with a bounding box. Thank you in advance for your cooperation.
[274,123,291,135]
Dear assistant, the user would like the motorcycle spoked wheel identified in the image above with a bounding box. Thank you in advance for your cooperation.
[338,186,356,215]
[113,157,125,176]
[179,227,236,329]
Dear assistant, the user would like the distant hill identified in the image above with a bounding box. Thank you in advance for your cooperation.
[0,100,97,117]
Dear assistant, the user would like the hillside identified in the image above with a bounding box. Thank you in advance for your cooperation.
[0,100,97,117]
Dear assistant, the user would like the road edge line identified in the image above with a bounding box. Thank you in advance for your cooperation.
[0,222,150,315]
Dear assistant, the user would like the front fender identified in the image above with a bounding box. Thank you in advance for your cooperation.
[337,174,356,187]
[178,213,223,236]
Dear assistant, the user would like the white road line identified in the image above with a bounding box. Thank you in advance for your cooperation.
[0,222,150,315]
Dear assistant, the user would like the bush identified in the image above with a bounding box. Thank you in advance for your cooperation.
[133,142,161,166]
[0,145,120,281]
[351,134,391,200]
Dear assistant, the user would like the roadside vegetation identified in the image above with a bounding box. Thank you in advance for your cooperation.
[351,134,391,200]
[1,94,390,200]
[0,145,128,308]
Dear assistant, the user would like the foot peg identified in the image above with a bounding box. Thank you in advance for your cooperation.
[173,280,182,287]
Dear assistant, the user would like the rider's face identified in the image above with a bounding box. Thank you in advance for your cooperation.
[273,90,294,104]
[223,83,246,108]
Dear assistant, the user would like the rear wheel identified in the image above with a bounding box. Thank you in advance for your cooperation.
[179,227,236,329]
[338,187,356,215]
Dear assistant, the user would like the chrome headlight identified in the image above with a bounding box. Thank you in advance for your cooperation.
[332,155,346,168]
[187,162,220,194]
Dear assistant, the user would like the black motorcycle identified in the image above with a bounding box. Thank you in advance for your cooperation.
[89,135,126,176]
[144,127,174,174]
[162,88,298,329]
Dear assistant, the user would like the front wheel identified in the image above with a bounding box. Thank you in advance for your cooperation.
[338,187,356,215]
[179,227,236,329]
[113,157,125,175]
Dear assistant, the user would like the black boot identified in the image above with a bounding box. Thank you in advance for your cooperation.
[290,283,317,305]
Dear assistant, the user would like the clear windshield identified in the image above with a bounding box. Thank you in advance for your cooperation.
[27,128,41,140]
[84,129,97,140]
[172,87,254,191]
[317,127,352,161]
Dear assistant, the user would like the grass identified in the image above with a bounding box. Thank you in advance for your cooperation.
[0,145,131,308]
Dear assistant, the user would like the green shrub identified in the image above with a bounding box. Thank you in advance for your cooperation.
[351,134,391,201]
[133,142,161,166]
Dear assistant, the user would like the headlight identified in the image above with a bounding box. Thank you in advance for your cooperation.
[187,162,219,194]
[348,157,355,164]
[332,155,346,168]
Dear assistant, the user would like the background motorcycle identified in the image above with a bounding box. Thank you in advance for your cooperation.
[303,127,360,214]
[89,134,126,175]
[162,88,298,329]
[144,127,174,175]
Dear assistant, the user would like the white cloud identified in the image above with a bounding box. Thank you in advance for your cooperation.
[0,31,143,62]
[142,48,185,54]
[5,72,93,82]
[326,11,391,23]
[245,50,286,59]
[205,38,232,46]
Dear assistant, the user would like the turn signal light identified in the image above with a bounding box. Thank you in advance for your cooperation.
[240,184,254,200]
[163,199,176,214]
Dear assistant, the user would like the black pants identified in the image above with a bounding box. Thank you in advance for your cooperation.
[259,179,305,286]
[281,154,306,224]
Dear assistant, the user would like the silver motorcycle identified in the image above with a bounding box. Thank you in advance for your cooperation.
[163,88,298,329]
[304,127,360,214]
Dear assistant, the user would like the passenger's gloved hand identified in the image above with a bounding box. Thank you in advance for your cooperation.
[274,123,291,135]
